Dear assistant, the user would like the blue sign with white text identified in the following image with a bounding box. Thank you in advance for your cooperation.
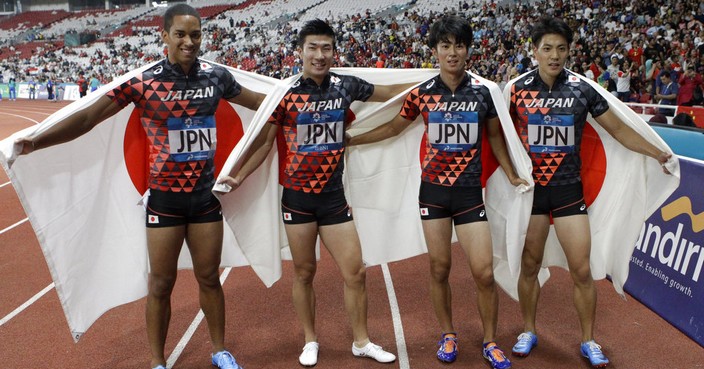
[624,157,704,347]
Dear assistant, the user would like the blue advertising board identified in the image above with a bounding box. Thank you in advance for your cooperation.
[624,157,704,347]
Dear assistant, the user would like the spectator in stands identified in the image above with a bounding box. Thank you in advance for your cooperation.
[655,73,679,116]
[28,78,37,99]
[77,73,87,98]
[8,77,16,101]
[678,68,703,106]
[14,4,266,369]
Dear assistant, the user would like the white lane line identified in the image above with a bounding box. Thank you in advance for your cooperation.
[0,181,11,188]
[382,263,409,369]
[0,218,28,235]
[0,282,55,327]
[0,112,40,124]
[167,267,233,368]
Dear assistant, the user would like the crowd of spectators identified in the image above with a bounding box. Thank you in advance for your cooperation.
[1,0,703,111]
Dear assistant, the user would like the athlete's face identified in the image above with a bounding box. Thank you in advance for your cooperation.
[433,35,468,76]
[162,14,202,72]
[533,33,570,86]
[300,35,335,85]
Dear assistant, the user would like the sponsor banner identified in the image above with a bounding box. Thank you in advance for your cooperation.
[625,156,704,347]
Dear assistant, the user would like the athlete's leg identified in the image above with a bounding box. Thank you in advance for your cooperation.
[146,225,186,368]
[422,218,455,333]
[318,221,369,345]
[285,221,321,344]
[516,214,551,334]
[455,221,497,342]
[185,220,228,353]
[553,214,596,342]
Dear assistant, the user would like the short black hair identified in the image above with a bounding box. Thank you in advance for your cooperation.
[164,3,201,32]
[296,18,335,49]
[531,16,573,48]
[428,15,473,49]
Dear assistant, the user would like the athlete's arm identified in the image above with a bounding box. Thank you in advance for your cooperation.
[347,113,414,146]
[486,116,530,186]
[367,82,417,102]
[228,86,266,111]
[217,122,277,191]
[594,109,671,171]
[15,95,123,155]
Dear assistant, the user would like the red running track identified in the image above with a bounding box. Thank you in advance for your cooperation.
[0,99,702,369]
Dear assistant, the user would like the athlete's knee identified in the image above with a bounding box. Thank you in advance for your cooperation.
[520,247,544,278]
[294,262,317,285]
[472,266,495,290]
[429,258,451,283]
[193,267,221,290]
[569,263,593,287]
[148,273,177,298]
[342,263,366,289]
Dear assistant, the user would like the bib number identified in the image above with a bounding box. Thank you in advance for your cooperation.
[167,115,217,162]
[527,114,575,153]
[428,111,478,152]
[296,110,344,152]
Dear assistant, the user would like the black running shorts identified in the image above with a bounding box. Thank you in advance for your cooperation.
[418,181,487,225]
[146,189,222,228]
[281,188,353,226]
[531,182,588,218]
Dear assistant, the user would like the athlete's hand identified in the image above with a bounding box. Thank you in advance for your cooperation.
[14,137,36,156]
[215,175,242,193]
[508,174,530,187]
[657,151,673,175]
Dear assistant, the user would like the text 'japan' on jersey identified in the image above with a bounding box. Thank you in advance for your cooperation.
[401,73,497,187]
[510,69,609,186]
[269,72,374,193]
[107,59,242,193]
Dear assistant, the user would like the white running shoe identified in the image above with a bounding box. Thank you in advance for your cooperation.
[298,342,319,367]
[351,342,396,363]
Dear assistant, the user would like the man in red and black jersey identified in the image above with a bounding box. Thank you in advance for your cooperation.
[508,17,671,368]
[15,4,264,369]
[348,16,525,369]
[218,19,414,367]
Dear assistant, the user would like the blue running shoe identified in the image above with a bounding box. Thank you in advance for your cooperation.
[580,340,609,368]
[436,333,458,363]
[483,342,511,369]
[152,366,167,369]
[512,332,538,357]
[212,350,243,369]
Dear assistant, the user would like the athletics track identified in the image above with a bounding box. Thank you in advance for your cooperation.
[0,99,702,369]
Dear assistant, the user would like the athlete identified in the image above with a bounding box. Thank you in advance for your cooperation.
[14,4,265,369]
[217,18,415,367]
[507,17,671,368]
[347,15,526,369]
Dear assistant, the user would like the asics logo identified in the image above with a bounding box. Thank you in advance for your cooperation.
[154,66,163,75]
[525,77,534,85]
[426,80,435,89]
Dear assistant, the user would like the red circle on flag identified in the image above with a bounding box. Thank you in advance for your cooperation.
[123,100,244,194]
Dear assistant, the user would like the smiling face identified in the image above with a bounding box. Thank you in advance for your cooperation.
[300,34,335,85]
[162,14,201,72]
[433,35,468,77]
[533,33,570,87]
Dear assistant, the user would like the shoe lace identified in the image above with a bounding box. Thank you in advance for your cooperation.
[485,344,508,362]
[516,333,533,345]
[215,351,238,369]
[584,342,605,358]
[438,336,457,353]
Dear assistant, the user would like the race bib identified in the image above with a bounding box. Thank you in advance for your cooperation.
[527,114,575,153]
[296,110,344,152]
[428,111,479,152]
[167,115,217,162]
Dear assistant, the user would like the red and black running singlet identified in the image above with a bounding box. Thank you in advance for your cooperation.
[400,73,496,187]
[268,72,374,193]
[107,59,242,192]
[510,69,609,186]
